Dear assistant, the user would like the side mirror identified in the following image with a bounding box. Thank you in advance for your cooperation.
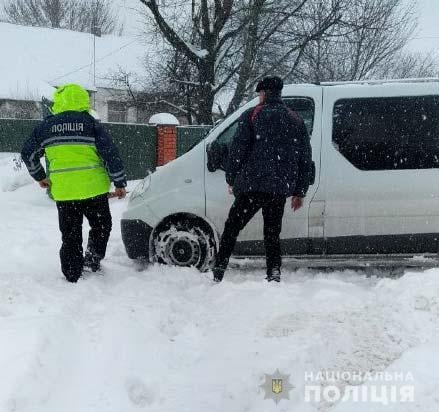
[207,141,229,172]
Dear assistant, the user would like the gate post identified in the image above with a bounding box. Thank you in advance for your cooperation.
[149,113,180,166]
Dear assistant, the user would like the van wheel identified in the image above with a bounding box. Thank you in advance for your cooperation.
[153,221,215,272]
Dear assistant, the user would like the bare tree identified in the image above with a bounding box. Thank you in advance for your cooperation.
[139,0,346,124]
[108,52,201,125]
[226,0,345,115]
[156,49,203,124]
[373,52,439,79]
[135,0,427,123]
[139,0,234,124]
[4,0,121,34]
[290,0,418,83]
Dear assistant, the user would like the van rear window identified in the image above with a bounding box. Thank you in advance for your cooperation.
[333,95,439,170]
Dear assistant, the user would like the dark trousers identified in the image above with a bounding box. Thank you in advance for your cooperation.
[216,192,286,272]
[56,194,112,282]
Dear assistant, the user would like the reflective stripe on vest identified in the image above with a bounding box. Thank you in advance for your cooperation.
[50,164,104,174]
[42,135,96,148]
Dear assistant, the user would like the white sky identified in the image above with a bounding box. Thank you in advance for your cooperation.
[408,0,439,55]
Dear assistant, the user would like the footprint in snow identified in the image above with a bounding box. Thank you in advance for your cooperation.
[125,377,155,407]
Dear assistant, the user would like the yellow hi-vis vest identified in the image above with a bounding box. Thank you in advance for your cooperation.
[45,143,110,201]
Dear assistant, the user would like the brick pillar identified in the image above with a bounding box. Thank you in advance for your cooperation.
[156,125,177,166]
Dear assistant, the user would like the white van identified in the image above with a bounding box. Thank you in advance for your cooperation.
[121,79,439,271]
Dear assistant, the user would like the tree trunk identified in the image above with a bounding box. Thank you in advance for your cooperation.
[196,55,216,124]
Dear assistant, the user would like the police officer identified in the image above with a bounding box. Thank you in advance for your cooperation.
[212,76,313,283]
[21,84,127,282]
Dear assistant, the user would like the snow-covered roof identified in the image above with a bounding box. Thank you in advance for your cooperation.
[0,22,147,101]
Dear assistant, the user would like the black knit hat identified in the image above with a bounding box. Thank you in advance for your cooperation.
[255,76,284,93]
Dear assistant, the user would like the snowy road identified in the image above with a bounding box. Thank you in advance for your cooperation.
[1,154,439,412]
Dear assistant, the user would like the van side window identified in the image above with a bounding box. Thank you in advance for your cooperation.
[333,96,439,170]
[284,98,315,135]
[216,97,315,145]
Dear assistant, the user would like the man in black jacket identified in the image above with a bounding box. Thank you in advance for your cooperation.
[212,76,313,283]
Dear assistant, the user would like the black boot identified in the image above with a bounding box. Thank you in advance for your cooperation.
[212,266,225,283]
[65,274,81,283]
[212,254,229,283]
[84,251,101,273]
[266,267,281,282]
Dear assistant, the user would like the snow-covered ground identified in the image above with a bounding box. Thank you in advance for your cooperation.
[1,153,439,412]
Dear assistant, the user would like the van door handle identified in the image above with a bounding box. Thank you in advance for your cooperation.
[185,179,192,184]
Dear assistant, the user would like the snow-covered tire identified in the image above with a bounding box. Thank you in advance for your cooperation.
[152,220,215,272]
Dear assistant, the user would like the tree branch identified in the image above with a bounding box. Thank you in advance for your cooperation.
[139,0,200,62]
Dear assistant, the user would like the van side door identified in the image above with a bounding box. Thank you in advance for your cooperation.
[205,86,323,256]
[320,83,439,254]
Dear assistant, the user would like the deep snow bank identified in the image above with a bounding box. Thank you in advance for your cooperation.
[0,153,33,192]
[1,154,439,411]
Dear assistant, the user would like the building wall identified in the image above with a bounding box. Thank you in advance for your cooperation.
[93,87,134,123]
[0,99,41,120]
[95,88,189,125]
[0,88,132,122]
[0,87,189,126]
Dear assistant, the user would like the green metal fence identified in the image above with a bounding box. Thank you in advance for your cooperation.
[0,119,157,181]
[0,119,39,152]
[177,126,211,157]
[0,119,212,181]
[104,123,157,180]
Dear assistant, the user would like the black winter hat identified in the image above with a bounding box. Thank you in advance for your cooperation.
[255,76,284,93]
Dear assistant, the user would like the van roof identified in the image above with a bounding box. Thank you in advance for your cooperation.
[283,77,439,92]
[320,77,439,86]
